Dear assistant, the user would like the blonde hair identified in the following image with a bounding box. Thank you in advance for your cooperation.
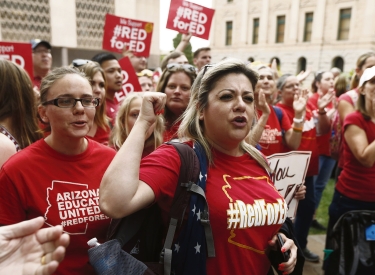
[79,62,110,130]
[110,92,164,150]
[177,58,271,173]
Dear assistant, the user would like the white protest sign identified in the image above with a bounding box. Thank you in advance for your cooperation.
[266,151,311,220]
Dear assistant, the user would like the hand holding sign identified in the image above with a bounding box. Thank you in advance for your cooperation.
[166,0,215,40]
[266,151,311,220]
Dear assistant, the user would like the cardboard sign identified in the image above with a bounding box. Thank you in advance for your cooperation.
[166,0,215,40]
[0,41,34,80]
[266,151,311,220]
[114,57,143,103]
[102,14,153,57]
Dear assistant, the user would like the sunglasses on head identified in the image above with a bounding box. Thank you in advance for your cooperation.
[166,63,196,74]
[72,59,91,68]
[137,69,153,77]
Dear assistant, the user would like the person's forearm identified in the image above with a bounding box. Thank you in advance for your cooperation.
[360,140,375,167]
[316,110,331,135]
[100,119,151,217]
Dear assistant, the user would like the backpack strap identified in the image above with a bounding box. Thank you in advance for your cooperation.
[272,106,285,137]
[272,105,283,125]
[162,142,215,275]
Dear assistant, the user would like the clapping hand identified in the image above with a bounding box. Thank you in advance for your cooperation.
[317,88,335,110]
[293,89,308,117]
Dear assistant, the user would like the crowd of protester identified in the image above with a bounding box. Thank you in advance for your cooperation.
[0,33,374,275]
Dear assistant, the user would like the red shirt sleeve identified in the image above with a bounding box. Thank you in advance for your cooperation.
[139,144,181,201]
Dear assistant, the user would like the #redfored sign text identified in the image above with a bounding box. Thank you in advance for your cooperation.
[166,0,215,40]
[103,14,153,57]
[0,41,33,79]
[114,57,142,103]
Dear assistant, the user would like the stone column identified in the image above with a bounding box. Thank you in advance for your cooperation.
[240,0,249,45]
[49,0,77,48]
[288,0,300,43]
[259,0,269,44]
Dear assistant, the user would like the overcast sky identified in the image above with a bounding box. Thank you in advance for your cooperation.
[159,0,212,52]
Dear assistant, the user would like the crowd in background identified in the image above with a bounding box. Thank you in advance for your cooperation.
[1,31,375,275]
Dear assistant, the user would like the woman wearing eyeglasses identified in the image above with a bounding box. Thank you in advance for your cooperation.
[0,67,116,274]
[78,61,111,145]
[100,59,299,275]
[156,63,197,141]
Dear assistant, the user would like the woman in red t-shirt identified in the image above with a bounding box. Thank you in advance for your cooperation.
[336,52,375,176]
[276,73,332,262]
[100,59,300,275]
[324,66,375,274]
[156,63,197,141]
[250,65,306,156]
[79,62,111,146]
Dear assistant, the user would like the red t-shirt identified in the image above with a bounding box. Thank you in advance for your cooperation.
[33,76,42,89]
[276,102,319,176]
[308,93,334,156]
[139,144,287,275]
[105,97,119,124]
[336,111,375,202]
[258,104,292,156]
[163,121,181,142]
[0,139,116,275]
[86,125,111,146]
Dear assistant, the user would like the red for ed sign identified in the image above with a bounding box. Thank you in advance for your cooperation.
[0,41,33,80]
[166,0,215,40]
[103,14,153,57]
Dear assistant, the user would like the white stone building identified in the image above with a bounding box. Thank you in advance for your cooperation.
[0,0,161,68]
[210,0,375,75]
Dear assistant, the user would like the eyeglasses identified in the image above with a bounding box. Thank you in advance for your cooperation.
[33,49,51,55]
[42,97,100,108]
[72,59,91,68]
[137,69,153,77]
[166,63,196,75]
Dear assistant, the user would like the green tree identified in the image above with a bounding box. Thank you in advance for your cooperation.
[173,33,193,64]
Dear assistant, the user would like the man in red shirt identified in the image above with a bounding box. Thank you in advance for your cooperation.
[31,39,52,90]
[92,53,123,124]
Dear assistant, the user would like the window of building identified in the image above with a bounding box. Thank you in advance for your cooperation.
[226,21,233,46]
[276,15,285,43]
[297,57,307,74]
[303,13,313,42]
[252,18,259,44]
[332,56,344,72]
[337,8,351,40]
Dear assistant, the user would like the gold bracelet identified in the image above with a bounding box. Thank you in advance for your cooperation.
[293,127,303,133]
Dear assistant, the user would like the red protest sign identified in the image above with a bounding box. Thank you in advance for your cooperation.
[114,57,143,103]
[166,0,215,40]
[103,14,153,57]
[0,41,33,80]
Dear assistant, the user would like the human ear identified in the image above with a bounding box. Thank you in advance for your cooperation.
[38,105,49,123]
